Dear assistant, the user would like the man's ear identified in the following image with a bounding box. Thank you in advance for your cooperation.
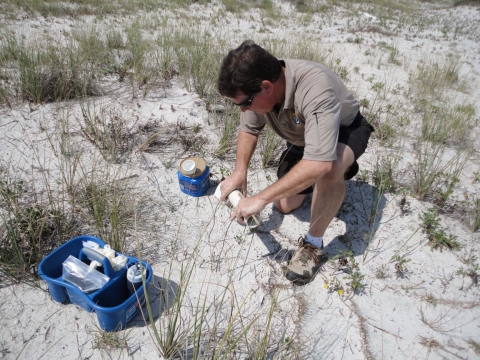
[261,80,274,94]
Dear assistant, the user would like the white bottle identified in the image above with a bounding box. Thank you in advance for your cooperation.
[214,183,260,229]
[126,263,146,295]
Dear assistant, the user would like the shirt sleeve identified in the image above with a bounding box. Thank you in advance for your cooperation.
[239,111,266,135]
[298,77,342,162]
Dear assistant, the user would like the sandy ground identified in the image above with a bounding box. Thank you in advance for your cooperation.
[1,1,480,359]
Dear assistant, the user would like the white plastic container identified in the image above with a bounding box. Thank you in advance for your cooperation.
[126,263,146,295]
[214,183,260,229]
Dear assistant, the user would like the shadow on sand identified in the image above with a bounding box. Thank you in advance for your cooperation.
[128,275,179,328]
[252,180,388,265]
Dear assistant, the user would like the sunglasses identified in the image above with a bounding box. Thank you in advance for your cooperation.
[233,92,256,107]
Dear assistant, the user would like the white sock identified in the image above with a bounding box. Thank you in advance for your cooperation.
[305,231,323,248]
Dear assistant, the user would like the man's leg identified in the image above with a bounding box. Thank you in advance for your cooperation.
[274,194,306,213]
[309,143,355,237]
[285,143,355,284]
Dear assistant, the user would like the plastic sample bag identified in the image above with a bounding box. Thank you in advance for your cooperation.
[62,255,110,293]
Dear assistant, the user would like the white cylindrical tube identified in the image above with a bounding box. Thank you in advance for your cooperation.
[214,182,260,229]
[227,190,259,229]
[227,189,243,208]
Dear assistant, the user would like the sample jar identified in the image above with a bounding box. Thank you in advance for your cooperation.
[178,157,210,197]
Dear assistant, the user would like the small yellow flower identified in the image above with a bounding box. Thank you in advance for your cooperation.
[324,283,328,289]
[338,289,344,295]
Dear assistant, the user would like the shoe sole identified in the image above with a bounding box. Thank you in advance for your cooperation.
[285,262,324,285]
[285,270,313,285]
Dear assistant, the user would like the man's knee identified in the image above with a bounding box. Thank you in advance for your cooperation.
[325,144,355,181]
[274,194,306,213]
[322,161,349,183]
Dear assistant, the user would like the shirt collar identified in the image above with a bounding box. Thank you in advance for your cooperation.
[279,59,295,111]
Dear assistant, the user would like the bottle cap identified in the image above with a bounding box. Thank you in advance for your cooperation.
[182,160,196,175]
[179,157,207,177]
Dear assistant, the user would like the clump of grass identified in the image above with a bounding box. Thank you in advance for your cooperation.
[372,154,398,194]
[0,82,10,108]
[379,42,401,66]
[0,175,74,286]
[92,325,131,350]
[106,29,125,50]
[412,133,470,201]
[77,165,136,253]
[123,19,151,97]
[0,33,102,104]
[259,128,282,168]
[172,28,224,101]
[215,103,241,156]
[419,100,477,147]
[153,27,176,81]
[411,56,463,97]
[78,102,139,163]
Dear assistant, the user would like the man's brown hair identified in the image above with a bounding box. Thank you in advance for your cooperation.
[217,40,283,98]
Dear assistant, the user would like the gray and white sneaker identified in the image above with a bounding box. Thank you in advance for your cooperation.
[285,237,324,285]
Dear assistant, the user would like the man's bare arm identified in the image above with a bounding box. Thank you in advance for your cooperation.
[219,130,258,199]
[257,159,331,204]
[231,159,332,220]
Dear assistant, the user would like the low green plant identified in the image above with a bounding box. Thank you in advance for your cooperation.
[457,262,479,289]
[433,173,459,209]
[420,209,461,251]
[379,42,401,66]
[332,250,365,293]
[422,292,438,306]
[391,254,411,277]
[431,229,460,252]
[420,208,441,231]
[344,257,365,292]
[332,58,349,80]
[323,275,344,295]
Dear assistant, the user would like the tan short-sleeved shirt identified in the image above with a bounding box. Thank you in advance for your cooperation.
[240,59,359,161]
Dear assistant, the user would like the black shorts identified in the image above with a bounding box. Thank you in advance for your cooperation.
[277,111,374,195]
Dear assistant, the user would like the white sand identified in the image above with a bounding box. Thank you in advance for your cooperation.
[0,1,479,359]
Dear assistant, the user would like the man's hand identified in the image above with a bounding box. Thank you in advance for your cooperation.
[229,194,266,225]
[219,169,248,200]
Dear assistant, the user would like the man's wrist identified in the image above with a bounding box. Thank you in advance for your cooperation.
[252,192,270,209]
